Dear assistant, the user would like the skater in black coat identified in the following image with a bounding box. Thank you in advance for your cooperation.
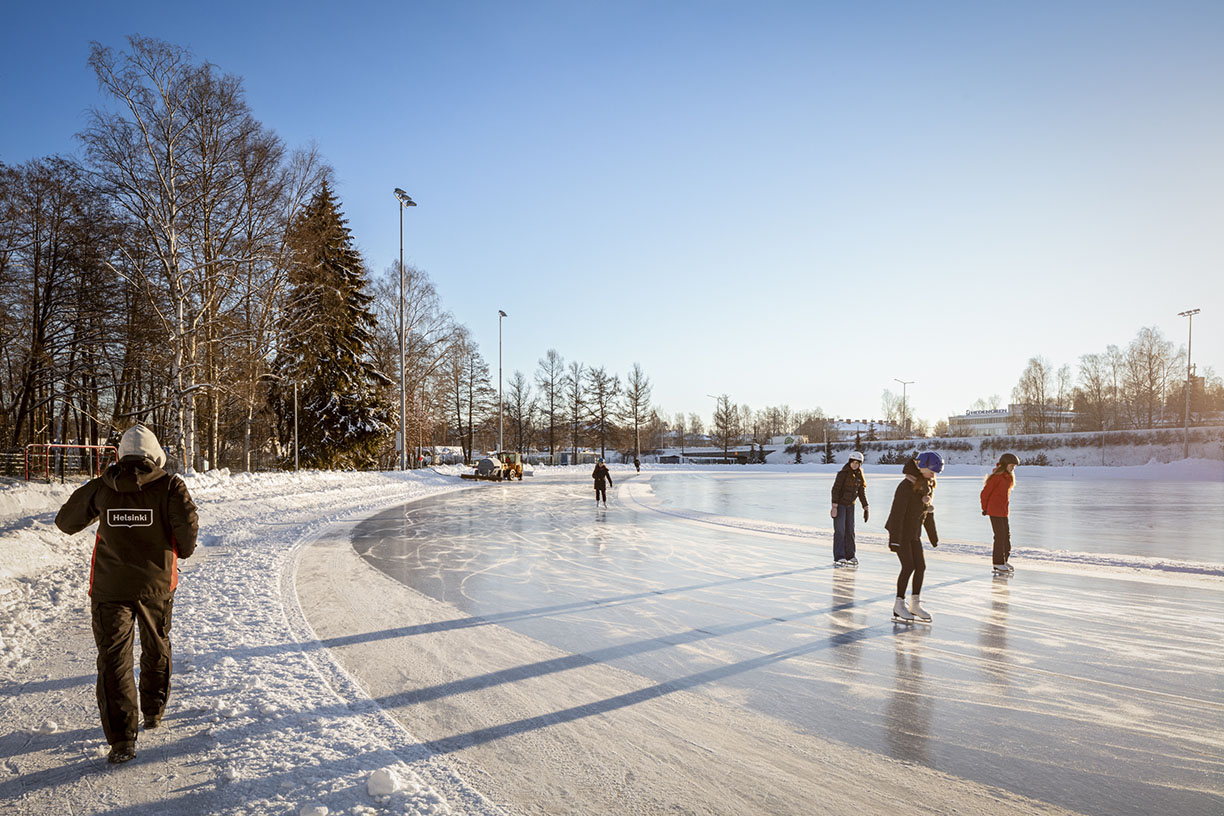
[55,425,198,764]
[830,451,869,565]
[885,452,942,623]
[592,459,612,505]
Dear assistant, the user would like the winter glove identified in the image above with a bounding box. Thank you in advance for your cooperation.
[982,509,988,516]
[830,506,837,519]
[863,507,869,523]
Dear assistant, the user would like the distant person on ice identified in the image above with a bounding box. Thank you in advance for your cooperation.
[885,451,942,623]
[981,452,1020,574]
[830,451,869,566]
[55,425,198,764]
[592,458,612,506]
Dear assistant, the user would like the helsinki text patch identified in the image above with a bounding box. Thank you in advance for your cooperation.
[108,509,153,528]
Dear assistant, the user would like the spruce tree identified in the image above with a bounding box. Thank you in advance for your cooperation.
[272,182,392,468]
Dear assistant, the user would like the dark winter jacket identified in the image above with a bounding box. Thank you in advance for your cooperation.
[592,463,612,489]
[830,464,868,507]
[884,459,939,550]
[980,471,1014,517]
[55,457,198,602]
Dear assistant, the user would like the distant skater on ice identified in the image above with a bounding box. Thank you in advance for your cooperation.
[592,458,612,506]
[885,451,942,623]
[54,425,199,764]
[830,450,869,566]
[982,452,1020,574]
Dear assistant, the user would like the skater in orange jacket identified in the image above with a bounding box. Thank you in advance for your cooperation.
[981,452,1019,573]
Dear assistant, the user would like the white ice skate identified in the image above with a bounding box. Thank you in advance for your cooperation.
[992,564,1012,575]
[892,597,914,623]
[909,595,932,623]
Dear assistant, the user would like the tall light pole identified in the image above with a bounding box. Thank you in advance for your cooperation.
[894,379,913,439]
[498,310,507,453]
[1179,308,1200,459]
[394,188,416,470]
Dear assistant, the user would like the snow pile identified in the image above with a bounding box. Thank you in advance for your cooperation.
[609,458,1224,481]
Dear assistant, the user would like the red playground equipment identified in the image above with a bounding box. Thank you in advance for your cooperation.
[25,444,119,483]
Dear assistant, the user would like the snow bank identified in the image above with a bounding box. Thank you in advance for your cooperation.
[585,459,1223,481]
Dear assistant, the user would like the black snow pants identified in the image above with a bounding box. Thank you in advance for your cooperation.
[894,538,926,598]
[91,596,174,745]
[595,486,607,503]
[990,516,1011,565]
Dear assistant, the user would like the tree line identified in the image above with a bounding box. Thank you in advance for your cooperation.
[1004,325,1221,434]
[0,36,685,472]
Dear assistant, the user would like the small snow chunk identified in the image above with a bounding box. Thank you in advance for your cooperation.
[367,767,403,796]
[221,766,239,781]
[298,805,328,816]
[258,702,278,716]
[37,720,58,735]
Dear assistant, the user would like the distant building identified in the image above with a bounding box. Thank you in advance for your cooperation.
[827,419,897,438]
[769,434,807,446]
[947,409,1011,436]
[948,404,1079,436]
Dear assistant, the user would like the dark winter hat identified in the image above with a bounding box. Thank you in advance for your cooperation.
[118,425,166,468]
[998,452,1019,466]
[916,450,944,473]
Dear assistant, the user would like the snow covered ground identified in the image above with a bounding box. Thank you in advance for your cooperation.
[0,467,498,816]
[0,461,1220,815]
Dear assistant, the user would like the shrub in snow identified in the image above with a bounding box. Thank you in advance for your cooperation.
[367,766,403,796]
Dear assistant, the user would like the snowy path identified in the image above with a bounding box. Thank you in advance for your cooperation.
[307,472,1224,816]
[0,469,501,816]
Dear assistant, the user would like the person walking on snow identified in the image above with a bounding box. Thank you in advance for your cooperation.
[981,452,1019,573]
[830,451,869,565]
[55,425,198,764]
[885,451,942,623]
[592,458,612,506]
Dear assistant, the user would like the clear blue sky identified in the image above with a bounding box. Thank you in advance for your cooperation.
[3,1,1221,427]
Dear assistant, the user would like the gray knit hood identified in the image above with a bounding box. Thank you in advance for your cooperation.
[117,425,166,468]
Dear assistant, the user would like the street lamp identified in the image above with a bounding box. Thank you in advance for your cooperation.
[894,379,913,439]
[394,188,416,470]
[1179,308,1200,459]
[498,310,507,453]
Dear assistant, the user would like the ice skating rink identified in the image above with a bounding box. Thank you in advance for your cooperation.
[297,471,1223,816]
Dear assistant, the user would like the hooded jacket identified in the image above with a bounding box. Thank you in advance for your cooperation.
[55,432,197,602]
[884,458,939,549]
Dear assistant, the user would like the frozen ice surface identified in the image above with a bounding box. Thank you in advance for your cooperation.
[349,472,1224,816]
[648,470,1224,563]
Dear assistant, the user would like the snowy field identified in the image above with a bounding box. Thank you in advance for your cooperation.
[0,461,1221,815]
